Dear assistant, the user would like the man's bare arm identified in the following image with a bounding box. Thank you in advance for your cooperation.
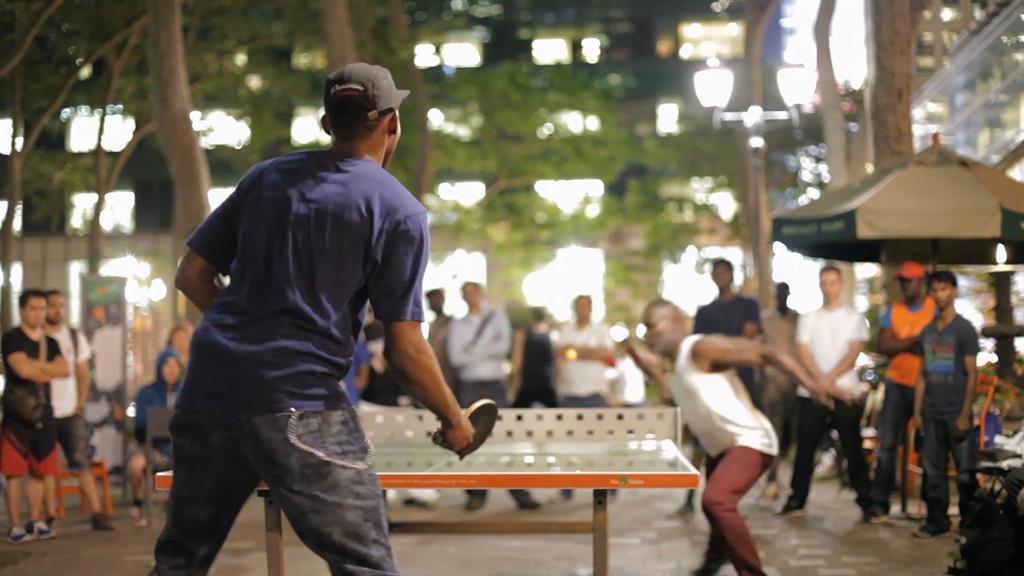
[692,335,832,404]
[175,250,221,313]
[877,327,918,356]
[384,320,473,452]
[75,360,90,411]
[7,352,69,384]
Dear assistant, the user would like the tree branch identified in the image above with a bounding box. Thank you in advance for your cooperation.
[22,13,149,157]
[107,120,156,187]
[483,176,535,202]
[0,0,65,78]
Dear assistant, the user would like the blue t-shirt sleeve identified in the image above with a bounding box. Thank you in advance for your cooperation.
[879,307,893,329]
[961,322,980,357]
[368,212,429,322]
[185,167,258,274]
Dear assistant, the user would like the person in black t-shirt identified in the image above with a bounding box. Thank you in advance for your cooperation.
[1,289,69,543]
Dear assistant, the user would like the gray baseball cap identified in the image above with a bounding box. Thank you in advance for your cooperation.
[323,63,410,124]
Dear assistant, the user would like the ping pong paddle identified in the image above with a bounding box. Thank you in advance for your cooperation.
[431,399,498,459]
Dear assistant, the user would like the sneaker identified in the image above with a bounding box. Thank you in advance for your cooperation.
[913,522,950,538]
[776,499,805,517]
[866,505,890,525]
[26,520,54,540]
[130,506,148,527]
[692,551,728,576]
[464,496,486,512]
[91,513,115,531]
[7,526,32,544]
[45,516,56,530]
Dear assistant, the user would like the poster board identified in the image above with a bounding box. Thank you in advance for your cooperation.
[81,276,128,471]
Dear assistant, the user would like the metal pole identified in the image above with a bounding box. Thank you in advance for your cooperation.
[262,491,285,576]
[593,489,609,576]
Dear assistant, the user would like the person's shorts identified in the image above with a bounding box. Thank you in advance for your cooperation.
[132,447,174,472]
[0,429,58,478]
[56,414,94,471]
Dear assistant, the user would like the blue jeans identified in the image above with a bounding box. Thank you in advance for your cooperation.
[921,416,978,529]
[869,382,916,511]
[153,407,398,576]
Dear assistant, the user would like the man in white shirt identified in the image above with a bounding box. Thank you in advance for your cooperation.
[554,295,614,408]
[778,266,873,520]
[447,282,539,511]
[44,290,114,531]
[641,297,833,576]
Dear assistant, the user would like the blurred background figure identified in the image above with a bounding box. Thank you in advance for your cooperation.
[512,307,557,408]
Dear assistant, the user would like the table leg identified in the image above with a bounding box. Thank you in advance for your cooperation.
[263,492,284,576]
[593,489,608,576]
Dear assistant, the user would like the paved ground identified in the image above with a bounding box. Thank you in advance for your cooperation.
[0,470,959,576]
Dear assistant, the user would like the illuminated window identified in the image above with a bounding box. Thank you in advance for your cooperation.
[436,181,486,208]
[532,38,572,65]
[522,246,606,323]
[1,262,23,326]
[190,110,251,150]
[677,21,745,60]
[0,118,23,155]
[656,99,683,136]
[580,37,602,64]
[63,106,136,153]
[414,44,442,69]
[534,179,604,215]
[440,41,483,68]
[67,260,87,328]
[291,106,331,147]
[0,201,22,235]
[67,191,135,235]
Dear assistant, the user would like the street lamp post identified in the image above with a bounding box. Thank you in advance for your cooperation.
[694,60,816,305]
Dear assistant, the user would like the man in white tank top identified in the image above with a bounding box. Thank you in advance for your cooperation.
[641,299,841,576]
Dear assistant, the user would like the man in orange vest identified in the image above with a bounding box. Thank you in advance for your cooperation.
[866,261,936,523]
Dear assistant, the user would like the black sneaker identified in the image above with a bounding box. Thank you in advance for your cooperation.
[866,505,890,525]
[913,522,950,538]
[776,499,805,517]
[91,513,115,531]
[692,551,728,576]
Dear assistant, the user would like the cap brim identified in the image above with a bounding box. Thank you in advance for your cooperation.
[381,89,410,111]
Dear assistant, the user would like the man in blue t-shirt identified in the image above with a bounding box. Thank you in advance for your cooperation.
[154,63,473,575]
[912,270,979,539]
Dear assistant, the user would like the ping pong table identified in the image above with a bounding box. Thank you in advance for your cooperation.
[155,408,699,576]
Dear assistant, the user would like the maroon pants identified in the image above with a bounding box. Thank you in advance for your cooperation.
[702,446,774,576]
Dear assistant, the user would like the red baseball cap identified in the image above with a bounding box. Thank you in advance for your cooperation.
[896,261,926,280]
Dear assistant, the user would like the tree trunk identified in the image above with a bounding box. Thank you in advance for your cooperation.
[867,0,915,169]
[742,0,777,308]
[321,0,358,70]
[815,0,850,189]
[146,0,211,321]
[387,0,434,199]
[1,63,23,330]
[350,0,373,63]
[88,105,110,275]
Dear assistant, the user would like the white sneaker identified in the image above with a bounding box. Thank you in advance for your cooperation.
[130,506,148,527]
[26,521,54,540]
[8,526,32,544]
